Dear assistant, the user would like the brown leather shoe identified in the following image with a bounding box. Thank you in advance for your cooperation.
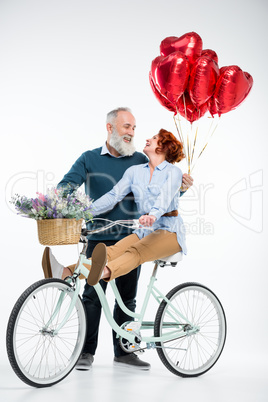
[87,243,107,286]
[42,247,52,278]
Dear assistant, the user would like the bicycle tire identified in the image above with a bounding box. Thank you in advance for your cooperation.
[154,282,226,377]
[6,278,87,387]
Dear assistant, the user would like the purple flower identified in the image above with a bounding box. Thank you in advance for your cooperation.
[52,206,57,218]
[47,208,53,218]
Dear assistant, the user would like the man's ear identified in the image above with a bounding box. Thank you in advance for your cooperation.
[107,123,113,134]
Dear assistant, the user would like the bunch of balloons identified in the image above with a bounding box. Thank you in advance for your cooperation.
[149,32,253,174]
[150,32,253,123]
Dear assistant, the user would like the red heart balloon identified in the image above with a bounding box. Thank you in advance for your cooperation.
[188,56,220,108]
[214,66,253,114]
[151,51,190,104]
[177,92,208,123]
[149,73,176,113]
[151,55,165,83]
[160,32,203,65]
[208,96,218,117]
[201,49,218,64]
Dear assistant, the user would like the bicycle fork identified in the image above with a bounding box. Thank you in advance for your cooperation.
[41,278,81,337]
[41,246,90,336]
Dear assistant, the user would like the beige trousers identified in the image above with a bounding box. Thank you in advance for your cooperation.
[104,229,181,281]
[68,229,181,282]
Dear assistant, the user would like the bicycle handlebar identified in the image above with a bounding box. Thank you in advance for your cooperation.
[82,218,142,236]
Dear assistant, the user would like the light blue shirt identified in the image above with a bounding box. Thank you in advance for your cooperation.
[92,160,187,254]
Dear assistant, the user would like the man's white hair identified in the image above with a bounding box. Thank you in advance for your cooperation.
[106,107,132,125]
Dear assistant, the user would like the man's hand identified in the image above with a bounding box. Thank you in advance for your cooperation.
[139,215,156,227]
[181,173,194,192]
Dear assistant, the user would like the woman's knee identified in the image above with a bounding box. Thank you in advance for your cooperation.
[130,231,180,263]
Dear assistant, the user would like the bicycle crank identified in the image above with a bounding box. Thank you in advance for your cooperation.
[119,321,142,353]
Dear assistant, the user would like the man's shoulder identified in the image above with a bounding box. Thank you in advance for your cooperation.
[80,146,102,159]
[84,146,102,155]
[80,148,147,164]
[131,151,148,163]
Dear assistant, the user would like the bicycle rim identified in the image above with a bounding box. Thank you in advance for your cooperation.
[154,282,226,377]
[6,279,86,387]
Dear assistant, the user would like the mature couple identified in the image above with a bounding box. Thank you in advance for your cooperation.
[42,107,193,370]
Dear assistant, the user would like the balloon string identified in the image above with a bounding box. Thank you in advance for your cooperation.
[182,93,192,174]
[187,135,191,174]
[190,108,201,169]
[191,125,198,167]
[203,114,216,148]
[174,112,189,191]
[191,115,221,173]
[189,124,194,168]
[173,113,183,144]
[173,113,188,172]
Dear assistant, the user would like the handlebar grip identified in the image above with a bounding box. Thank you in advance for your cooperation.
[132,219,140,228]
[81,228,89,236]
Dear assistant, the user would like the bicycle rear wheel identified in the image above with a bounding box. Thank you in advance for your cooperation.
[154,282,226,377]
[6,279,87,387]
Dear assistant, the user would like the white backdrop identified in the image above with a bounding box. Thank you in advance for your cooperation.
[0,0,267,399]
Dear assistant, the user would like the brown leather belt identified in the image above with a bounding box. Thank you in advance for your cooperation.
[145,210,178,217]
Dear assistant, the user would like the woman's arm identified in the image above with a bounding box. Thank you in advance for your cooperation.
[148,167,182,220]
[139,214,156,226]
[180,173,194,194]
[92,167,133,216]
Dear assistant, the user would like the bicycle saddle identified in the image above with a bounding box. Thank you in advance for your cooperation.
[156,251,183,267]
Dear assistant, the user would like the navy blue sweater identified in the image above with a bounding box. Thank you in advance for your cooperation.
[58,146,148,240]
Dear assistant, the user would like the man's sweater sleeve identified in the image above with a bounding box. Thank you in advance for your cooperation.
[57,153,88,189]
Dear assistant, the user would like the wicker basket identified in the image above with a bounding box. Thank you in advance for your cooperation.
[37,219,83,245]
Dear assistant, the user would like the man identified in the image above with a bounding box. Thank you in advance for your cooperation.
[42,107,193,370]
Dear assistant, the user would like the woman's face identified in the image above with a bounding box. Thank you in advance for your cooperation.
[143,135,162,155]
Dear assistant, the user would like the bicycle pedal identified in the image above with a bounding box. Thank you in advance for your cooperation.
[135,348,145,354]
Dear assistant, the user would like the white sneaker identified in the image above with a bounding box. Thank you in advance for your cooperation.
[42,247,64,279]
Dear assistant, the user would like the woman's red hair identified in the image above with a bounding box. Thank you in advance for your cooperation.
[156,129,185,164]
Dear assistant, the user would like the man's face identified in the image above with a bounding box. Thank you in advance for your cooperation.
[108,111,136,156]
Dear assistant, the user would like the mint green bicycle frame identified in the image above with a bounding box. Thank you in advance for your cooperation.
[51,250,199,347]
[7,218,226,388]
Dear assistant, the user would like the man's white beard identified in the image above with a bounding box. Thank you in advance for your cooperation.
[109,129,136,156]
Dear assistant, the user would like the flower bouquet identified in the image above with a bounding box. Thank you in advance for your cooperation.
[11,185,93,245]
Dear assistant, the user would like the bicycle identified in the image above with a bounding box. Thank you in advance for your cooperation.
[6,219,227,388]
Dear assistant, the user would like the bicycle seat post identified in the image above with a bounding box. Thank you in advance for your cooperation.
[152,261,160,278]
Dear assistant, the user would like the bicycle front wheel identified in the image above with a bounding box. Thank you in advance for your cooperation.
[6,279,87,387]
[154,282,226,377]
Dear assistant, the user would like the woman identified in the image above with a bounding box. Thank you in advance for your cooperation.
[86,128,187,285]
[44,129,187,284]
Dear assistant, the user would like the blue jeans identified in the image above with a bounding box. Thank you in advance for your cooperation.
[82,239,141,357]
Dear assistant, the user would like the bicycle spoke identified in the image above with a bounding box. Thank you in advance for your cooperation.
[155,283,226,377]
[7,279,86,387]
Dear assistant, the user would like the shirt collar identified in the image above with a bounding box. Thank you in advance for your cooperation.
[143,160,169,170]
[101,143,125,158]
